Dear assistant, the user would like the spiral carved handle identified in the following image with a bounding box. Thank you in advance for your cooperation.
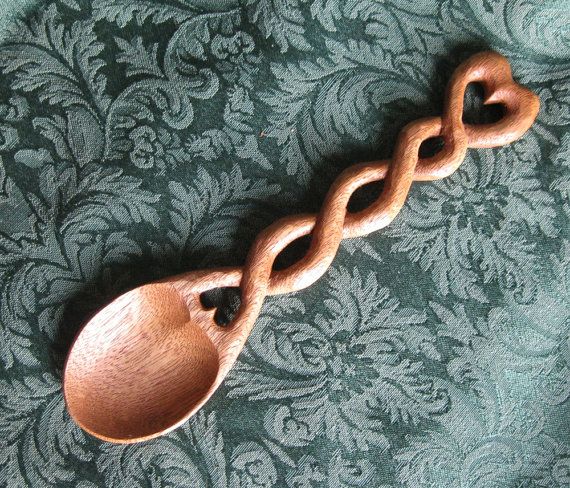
[172,50,539,376]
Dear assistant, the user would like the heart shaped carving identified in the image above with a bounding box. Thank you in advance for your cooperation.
[445,51,540,148]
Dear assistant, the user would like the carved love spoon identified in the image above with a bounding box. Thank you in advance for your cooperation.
[63,51,539,443]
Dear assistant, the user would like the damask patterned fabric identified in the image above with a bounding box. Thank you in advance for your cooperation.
[0,0,569,486]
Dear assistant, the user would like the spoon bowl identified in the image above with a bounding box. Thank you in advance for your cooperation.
[64,283,220,442]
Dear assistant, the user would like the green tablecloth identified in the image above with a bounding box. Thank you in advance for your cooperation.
[1,1,569,486]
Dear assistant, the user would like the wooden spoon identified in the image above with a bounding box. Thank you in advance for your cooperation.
[63,51,539,443]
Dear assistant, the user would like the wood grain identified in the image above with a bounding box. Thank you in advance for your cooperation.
[63,51,540,443]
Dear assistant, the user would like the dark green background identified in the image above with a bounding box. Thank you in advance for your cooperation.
[0,0,569,486]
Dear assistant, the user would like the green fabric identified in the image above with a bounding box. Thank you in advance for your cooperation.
[0,0,39,37]
[1,0,569,486]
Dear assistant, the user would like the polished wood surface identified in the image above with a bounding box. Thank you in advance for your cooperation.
[63,51,540,443]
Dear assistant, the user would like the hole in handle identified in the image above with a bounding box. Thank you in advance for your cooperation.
[272,234,312,271]
[200,287,242,327]
[419,136,445,159]
[346,180,385,214]
[462,82,504,125]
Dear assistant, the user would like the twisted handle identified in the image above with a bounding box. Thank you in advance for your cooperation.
[176,51,539,356]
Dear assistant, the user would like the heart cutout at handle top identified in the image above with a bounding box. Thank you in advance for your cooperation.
[444,51,540,148]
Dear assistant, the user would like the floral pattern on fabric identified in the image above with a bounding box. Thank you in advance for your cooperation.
[0,0,568,486]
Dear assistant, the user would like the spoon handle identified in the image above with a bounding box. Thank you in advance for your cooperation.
[173,51,539,350]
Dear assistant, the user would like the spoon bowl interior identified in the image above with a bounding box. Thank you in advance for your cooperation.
[63,283,219,442]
